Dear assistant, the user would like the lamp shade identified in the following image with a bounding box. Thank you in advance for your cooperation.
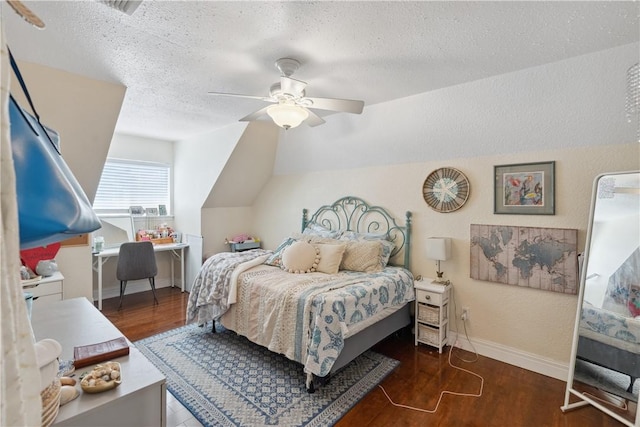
[425,237,451,261]
[267,103,309,130]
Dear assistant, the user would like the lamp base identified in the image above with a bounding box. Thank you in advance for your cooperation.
[432,271,446,284]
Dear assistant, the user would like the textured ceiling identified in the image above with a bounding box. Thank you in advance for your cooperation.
[2,1,639,141]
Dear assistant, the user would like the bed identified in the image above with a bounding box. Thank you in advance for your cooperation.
[187,196,414,391]
[578,303,640,393]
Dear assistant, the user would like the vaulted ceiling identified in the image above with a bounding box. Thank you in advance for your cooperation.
[3,1,638,141]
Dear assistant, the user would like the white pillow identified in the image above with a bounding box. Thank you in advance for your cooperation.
[281,241,320,274]
[315,244,347,274]
[340,240,384,273]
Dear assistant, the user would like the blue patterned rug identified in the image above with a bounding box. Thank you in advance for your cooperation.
[135,323,399,426]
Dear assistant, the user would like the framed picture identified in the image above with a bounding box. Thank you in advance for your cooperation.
[129,205,144,216]
[158,204,167,216]
[494,161,555,215]
[146,207,159,216]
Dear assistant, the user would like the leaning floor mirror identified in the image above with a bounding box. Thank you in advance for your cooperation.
[562,171,640,426]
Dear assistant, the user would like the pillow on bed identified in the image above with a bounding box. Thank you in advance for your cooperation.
[340,240,385,273]
[302,222,341,238]
[264,237,296,268]
[339,233,395,268]
[315,243,347,274]
[282,241,320,273]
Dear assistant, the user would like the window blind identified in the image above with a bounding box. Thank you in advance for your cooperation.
[93,159,170,213]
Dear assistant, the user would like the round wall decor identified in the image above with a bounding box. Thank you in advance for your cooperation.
[422,167,470,213]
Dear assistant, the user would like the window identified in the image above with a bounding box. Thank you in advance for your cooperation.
[93,158,170,214]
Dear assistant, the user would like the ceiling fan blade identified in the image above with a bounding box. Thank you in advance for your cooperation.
[208,91,273,102]
[304,108,326,127]
[281,77,307,96]
[303,97,364,114]
[239,106,271,122]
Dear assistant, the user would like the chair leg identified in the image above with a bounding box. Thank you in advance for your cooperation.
[118,280,128,310]
[149,277,159,305]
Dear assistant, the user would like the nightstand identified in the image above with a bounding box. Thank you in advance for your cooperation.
[414,279,451,353]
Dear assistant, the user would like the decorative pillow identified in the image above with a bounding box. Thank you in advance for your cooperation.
[338,232,396,268]
[315,243,347,274]
[282,241,320,274]
[340,240,384,273]
[302,222,341,238]
[264,237,296,268]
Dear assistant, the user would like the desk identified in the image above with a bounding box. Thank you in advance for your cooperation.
[93,242,188,310]
[32,298,166,426]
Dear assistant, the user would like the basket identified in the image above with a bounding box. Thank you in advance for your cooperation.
[417,303,439,324]
[418,323,439,346]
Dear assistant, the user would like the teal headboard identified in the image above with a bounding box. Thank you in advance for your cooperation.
[301,196,412,270]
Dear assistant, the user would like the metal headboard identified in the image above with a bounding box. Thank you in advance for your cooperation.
[301,196,412,270]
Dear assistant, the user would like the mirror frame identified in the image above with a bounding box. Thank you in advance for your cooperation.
[561,170,640,426]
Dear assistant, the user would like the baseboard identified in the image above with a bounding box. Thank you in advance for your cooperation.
[94,278,179,301]
[449,331,569,382]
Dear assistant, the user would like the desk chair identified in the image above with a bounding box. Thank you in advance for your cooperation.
[117,241,159,309]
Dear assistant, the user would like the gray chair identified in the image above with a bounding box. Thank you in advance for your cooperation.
[116,241,159,309]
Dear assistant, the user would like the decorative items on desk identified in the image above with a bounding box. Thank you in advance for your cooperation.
[136,224,180,243]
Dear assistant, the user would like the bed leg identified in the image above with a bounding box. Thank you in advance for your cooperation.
[627,376,636,393]
[211,320,216,333]
[306,373,315,394]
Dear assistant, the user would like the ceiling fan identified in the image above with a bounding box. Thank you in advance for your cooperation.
[208,58,365,130]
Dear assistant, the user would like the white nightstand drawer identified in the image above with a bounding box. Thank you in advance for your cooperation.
[416,289,443,305]
[23,280,62,298]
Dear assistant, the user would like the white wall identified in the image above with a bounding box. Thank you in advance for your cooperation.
[173,123,246,238]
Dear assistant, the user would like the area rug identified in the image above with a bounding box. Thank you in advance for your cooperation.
[135,323,399,426]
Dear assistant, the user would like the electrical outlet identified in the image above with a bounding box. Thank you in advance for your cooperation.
[461,307,470,321]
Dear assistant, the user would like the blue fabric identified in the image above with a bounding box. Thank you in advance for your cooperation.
[9,49,100,249]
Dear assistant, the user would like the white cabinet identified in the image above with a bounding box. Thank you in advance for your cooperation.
[31,298,166,426]
[22,271,64,309]
[414,280,451,353]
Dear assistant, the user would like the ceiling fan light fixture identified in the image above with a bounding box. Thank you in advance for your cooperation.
[267,104,309,130]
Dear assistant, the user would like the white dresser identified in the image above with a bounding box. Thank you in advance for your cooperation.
[22,271,64,308]
[31,298,166,426]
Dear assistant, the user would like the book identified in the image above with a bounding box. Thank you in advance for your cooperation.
[73,336,130,369]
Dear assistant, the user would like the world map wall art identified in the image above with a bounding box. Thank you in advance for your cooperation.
[470,224,578,294]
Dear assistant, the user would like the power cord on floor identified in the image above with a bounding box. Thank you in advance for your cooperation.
[378,286,484,414]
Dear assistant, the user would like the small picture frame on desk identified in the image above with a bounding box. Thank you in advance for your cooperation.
[158,204,167,216]
[129,205,144,216]
[146,207,159,216]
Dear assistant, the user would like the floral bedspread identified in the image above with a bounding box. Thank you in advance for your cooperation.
[580,303,640,353]
[186,249,271,325]
[220,265,414,377]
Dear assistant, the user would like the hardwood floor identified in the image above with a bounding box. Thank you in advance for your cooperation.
[103,288,627,427]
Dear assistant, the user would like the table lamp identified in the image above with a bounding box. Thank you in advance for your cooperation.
[426,237,451,283]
